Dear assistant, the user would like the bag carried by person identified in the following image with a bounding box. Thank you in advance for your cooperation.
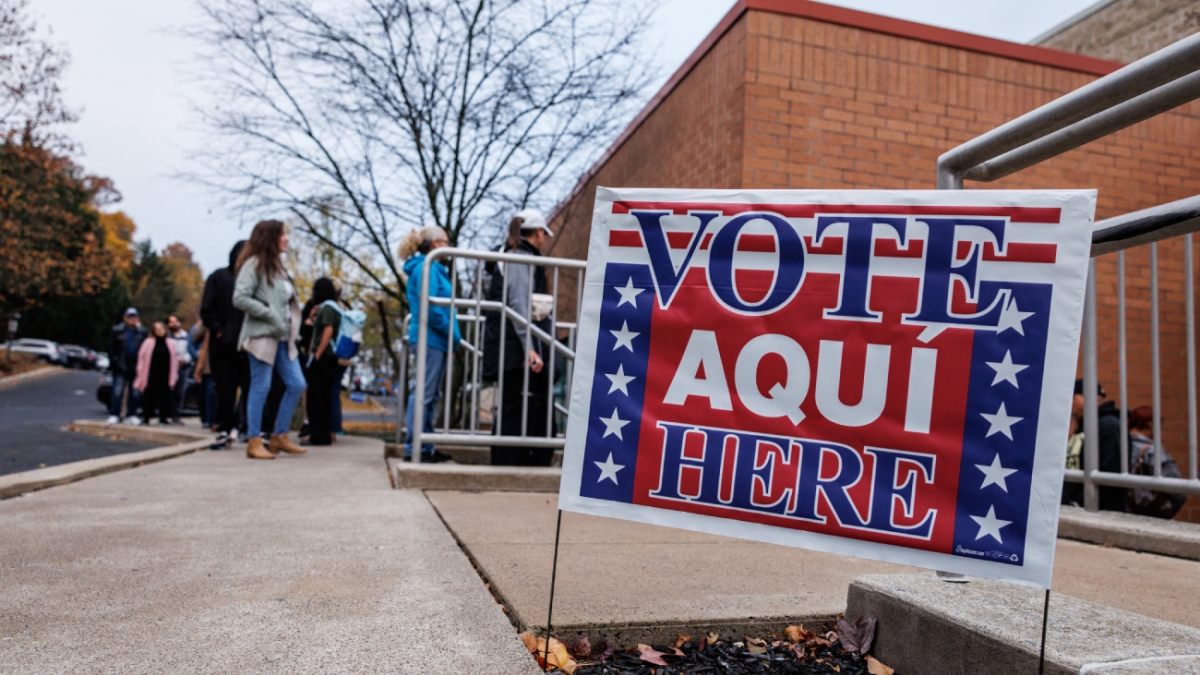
[320,300,367,364]
[1127,434,1187,519]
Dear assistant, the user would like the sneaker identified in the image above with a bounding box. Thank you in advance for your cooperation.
[106,415,120,425]
[422,450,454,464]
[210,432,231,450]
[125,416,143,426]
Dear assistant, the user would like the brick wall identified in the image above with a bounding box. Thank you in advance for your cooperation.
[552,6,1200,520]
[1036,0,1200,63]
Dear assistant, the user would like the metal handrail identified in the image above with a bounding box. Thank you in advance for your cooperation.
[937,33,1200,509]
[408,246,585,463]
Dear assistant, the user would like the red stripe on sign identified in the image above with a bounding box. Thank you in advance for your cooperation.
[667,231,693,249]
[612,201,1061,223]
[609,230,643,247]
[804,235,844,255]
[874,238,924,258]
[700,232,713,250]
[734,270,775,304]
[954,240,1057,263]
[737,234,776,252]
[719,435,738,504]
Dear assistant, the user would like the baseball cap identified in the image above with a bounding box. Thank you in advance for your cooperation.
[515,208,552,237]
[124,307,139,318]
[1073,378,1106,397]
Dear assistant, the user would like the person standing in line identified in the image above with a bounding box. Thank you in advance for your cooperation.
[166,315,192,424]
[305,277,342,446]
[401,225,459,463]
[232,220,307,460]
[133,321,178,425]
[483,209,555,466]
[201,241,248,447]
[190,322,215,429]
[1126,406,1187,519]
[106,307,148,425]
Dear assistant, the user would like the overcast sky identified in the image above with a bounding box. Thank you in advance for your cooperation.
[33,0,1100,274]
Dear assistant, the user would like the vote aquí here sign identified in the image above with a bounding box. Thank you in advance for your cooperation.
[559,188,1096,588]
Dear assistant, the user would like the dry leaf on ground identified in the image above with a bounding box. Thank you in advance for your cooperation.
[866,655,895,675]
[784,625,813,643]
[836,617,876,654]
[672,633,692,648]
[518,633,577,674]
[637,644,669,666]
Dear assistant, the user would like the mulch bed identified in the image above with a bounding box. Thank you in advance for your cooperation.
[520,618,892,675]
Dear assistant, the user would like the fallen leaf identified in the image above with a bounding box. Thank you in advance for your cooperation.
[637,644,668,666]
[519,631,538,654]
[519,634,576,673]
[784,625,813,643]
[837,617,877,654]
[672,633,692,648]
[746,637,767,654]
[866,655,895,675]
[707,631,720,644]
[566,636,591,659]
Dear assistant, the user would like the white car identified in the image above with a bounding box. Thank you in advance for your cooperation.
[1,338,68,365]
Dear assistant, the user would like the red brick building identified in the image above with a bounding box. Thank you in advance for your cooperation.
[548,0,1200,519]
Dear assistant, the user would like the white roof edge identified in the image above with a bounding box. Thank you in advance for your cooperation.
[1028,0,1121,45]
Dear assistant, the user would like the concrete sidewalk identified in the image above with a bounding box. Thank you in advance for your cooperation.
[428,491,1200,644]
[0,437,538,674]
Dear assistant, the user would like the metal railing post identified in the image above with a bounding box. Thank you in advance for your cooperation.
[1118,251,1128,474]
[1083,260,1100,512]
[1190,235,1200,481]
[396,327,408,446]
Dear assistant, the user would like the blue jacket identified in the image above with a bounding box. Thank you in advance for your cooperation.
[405,254,461,353]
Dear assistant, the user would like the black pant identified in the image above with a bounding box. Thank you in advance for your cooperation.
[306,357,337,445]
[262,370,286,437]
[491,366,554,466]
[210,344,247,433]
[142,378,175,423]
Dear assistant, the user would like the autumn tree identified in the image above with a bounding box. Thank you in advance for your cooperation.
[189,0,656,303]
[0,137,114,315]
[126,240,181,325]
[161,242,205,326]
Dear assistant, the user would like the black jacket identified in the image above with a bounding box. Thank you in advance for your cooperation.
[482,240,550,380]
[106,323,147,375]
[200,246,246,351]
[1062,401,1128,511]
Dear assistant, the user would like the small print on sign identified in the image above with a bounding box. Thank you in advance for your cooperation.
[559,188,1096,588]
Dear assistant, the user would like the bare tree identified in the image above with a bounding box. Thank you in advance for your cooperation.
[0,0,76,145]
[188,0,656,302]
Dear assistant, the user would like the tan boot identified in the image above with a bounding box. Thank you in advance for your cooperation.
[246,437,274,460]
[269,433,306,455]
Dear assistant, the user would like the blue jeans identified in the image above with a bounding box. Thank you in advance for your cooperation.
[247,344,306,438]
[109,371,141,417]
[406,347,447,457]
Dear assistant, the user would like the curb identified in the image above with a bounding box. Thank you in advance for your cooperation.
[1058,505,1200,562]
[0,366,64,389]
[0,438,211,500]
[67,420,211,446]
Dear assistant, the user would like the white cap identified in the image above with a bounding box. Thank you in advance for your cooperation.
[515,208,552,237]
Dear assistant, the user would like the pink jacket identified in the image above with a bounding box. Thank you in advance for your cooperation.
[133,336,178,391]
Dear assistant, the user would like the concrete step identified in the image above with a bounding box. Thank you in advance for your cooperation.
[385,442,563,467]
[847,574,1200,675]
[1058,505,1200,562]
[393,462,561,491]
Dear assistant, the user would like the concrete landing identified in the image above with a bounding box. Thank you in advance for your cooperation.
[847,574,1200,675]
[1059,504,1200,561]
[394,461,561,491]
[0,436,538,674]
[428,491,1200,647]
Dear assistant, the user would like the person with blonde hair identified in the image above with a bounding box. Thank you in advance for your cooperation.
[233,219,308,460]
[401,224,460,462]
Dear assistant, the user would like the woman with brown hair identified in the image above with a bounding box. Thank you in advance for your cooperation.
[133,321,178,425]
[232,219,307,460]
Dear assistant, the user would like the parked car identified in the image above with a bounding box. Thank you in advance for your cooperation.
[96,371,203,416]
[95,352,110,371]
[61,344,99,369]
[1,339,67,365]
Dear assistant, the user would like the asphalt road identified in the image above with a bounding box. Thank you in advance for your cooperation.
[0,370,158,476]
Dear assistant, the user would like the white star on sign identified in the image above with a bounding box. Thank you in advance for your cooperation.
[614,277,645,308]
[976,454,1018,492]
[611,321,639,352]
[970,505,1012,543]
[986,350,1029,388]
[605,364,636,396]
[599,408,630,440]
[981,402,1022,440]
[594,452,625,485]
[996,296,1034,335]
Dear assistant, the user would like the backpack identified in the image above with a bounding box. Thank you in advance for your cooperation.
[1127,433,1187,519]
[322,300,367,364]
